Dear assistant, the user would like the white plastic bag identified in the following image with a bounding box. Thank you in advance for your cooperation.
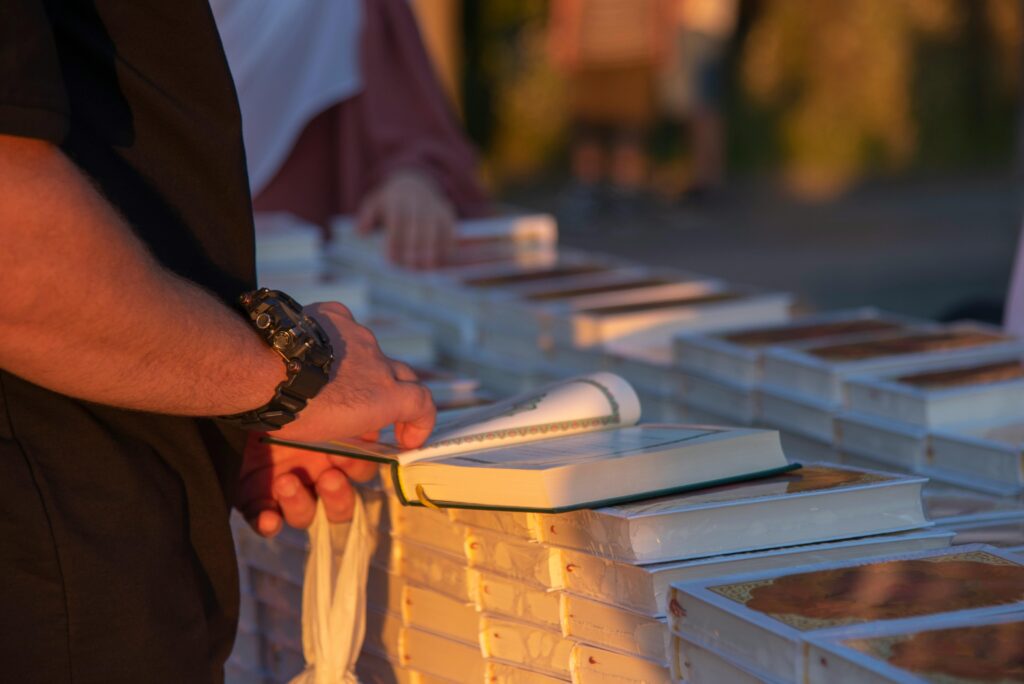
[290,491,374,684]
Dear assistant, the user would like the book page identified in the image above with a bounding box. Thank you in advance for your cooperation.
[399,372,641,465]
[269,372,640,464]
[416,425,721,471]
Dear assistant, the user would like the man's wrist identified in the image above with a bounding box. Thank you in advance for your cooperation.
[220,289,334,431]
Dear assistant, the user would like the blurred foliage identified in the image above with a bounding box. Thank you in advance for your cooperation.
[462,1,567,187]
[462,0,1024,196]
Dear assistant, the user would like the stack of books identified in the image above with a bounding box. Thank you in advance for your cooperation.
[354,462,951,682]
[803,609,1024,683]
[667,544,1024,683]
[263,374,963,683]
[756,322,1024,460]
[254,211,368,315]
[329,214,795,399]
[837,353,1024,494]
[672,309,924,457]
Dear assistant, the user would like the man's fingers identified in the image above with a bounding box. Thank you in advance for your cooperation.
[438,210,457,266]
[413,209,436,269]
[315,469,356,523]
[241,497,283,538]
[394,382,436,449]
[385,202,405,264]
[398,199,422,268]
[355,195,382,235]
[273,472,317,529]
[254,509,283,538]
[329,455,378,483]
[359,430,381,442]
[390,360,418,383]
[308,300,354,321]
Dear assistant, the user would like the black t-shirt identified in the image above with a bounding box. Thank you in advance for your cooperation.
[0,2,254,679]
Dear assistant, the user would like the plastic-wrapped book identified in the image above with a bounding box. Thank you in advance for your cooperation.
[568,642,672,683]
[478,615,574,679]
[550,528,951,617]
[399,625,486,681]
[920,480,1024,524]
[401,583,479,646]
[834,411,927,471]
[927,417,1024,495]
[272,373,792,512]
[670,635,781,684]
[549,287,793,350]
[946,515,1024,548]
[762,323,1024,404]
[558,593,669,664]
[469,569,561,629]
[668,544,1024,683]
[674,308,918,387]
[804,612,1024,684]
[483,661,569,683]
[844,355,1024,426]
[463,526,557,587]
[530,464,930,564]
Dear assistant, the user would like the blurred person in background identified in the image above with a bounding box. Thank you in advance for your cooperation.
[659,0,739,204]
[211,0,490,269]
[547,0,668,229]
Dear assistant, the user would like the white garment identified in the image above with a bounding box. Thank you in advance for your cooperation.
[210,0,364,195]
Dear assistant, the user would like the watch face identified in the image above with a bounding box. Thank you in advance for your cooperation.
[272,330,294,350]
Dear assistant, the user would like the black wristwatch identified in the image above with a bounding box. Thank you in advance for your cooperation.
[221,288,334,431]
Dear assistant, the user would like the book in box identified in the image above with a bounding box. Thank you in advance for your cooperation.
[804,611,1024,684]
[667,544,1024,682]
[531,464,929,564]
[549,287,793,350]
[673,308,919,387]
[843,354,1024,427]
[550,528,951,617]
[834,410,926,471]
[761,322,1024,404]
[926,417,1024,495]
[946,515,1024,548]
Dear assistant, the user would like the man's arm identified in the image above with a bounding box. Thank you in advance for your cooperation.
[0,135,287,415]
[0,135,434,446]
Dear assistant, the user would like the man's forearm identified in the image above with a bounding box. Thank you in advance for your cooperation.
[0,135,285,416]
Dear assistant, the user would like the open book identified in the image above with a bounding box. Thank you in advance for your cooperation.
[269,372,795,511]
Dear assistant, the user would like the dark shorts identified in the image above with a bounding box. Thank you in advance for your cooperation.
[0,375,240,684]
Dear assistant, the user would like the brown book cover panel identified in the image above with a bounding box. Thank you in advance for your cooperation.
[462,264,608,288]
[807,331,1008,362]
[843,620,1024,682]
[895,359,1024,390]
[708,550,1024,632]
[525,278,672,302]
[580,291,742,316]
[721,319,904,347]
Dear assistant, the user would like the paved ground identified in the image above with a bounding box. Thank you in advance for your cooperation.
[505,173,1023,322]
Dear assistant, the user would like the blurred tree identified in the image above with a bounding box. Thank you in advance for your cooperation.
[461,1,568,187]
[460,0,1023,195]
[738,0,1022,198]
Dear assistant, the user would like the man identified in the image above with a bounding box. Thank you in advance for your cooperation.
[0,3,435,682]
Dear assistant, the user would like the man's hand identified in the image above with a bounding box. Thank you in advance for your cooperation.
[236,434,377,536]
[275,302,436,449]
[356,168,456,269]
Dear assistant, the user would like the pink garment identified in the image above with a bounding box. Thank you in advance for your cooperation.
[253,0,489,229]
[1005,222,1024,335]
